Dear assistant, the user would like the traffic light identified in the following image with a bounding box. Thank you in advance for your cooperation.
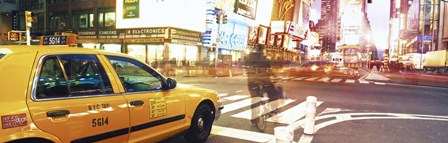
[222,14,228,24]
[216,12,221,24]
[25,11,34,29]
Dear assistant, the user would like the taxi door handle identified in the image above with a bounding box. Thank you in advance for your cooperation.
[130,100,144,106]
[47,110,70,117]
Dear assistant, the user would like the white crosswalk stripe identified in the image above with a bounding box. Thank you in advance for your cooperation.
[290,76,383,85]
[305,77,320,81]
[293,77,307,81]
[218,93,229,97]
[359,79,369,84]
[345,79,355,83]
[211,125,274,142]
[222,95,249,101]
[331,78,342,82]
[266,101,323,124]
[318,77,331,82]
[221,97,262,114]
[231,99,295,120]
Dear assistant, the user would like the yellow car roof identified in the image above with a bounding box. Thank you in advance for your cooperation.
[0,45,129,57]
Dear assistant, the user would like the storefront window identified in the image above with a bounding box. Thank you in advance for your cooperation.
[128,45,147,63]
[98,10,116,28]
[103,44,122,53]
[89,14,94,28]
[73,11,94,29]
[169,44,185,61]
[49,14,66,30]
[147,45,164,68]
[82,43,100,49]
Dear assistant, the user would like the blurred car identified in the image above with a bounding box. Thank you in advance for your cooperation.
[287,61,334,77]
[327,65,359,78]
[286,61,359,78]
[0,45,223,143]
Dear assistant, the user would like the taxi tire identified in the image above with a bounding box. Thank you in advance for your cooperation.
[185,104,213,143]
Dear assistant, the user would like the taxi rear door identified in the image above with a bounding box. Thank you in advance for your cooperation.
[103,55,186,143]
[27,53,130,143]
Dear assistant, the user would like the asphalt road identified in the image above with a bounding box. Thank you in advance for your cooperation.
[164,72,448,143]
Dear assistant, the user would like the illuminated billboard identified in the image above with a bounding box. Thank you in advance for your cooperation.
[234,0,258,20]
[116,0,206,32]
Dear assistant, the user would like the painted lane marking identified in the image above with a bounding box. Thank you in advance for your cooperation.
[331,79,342,82]
[231,99,295,120]
[359,79,369,84]
[318,77,331,82]
[221,97,262,114]
[296,112,448,143]
[293,77,308,81]
[222,95,249,101]
[374,82,386,85]
[345,79,355,83]
[336,114,351,120]
[211,125,274,143]
[305,77,320,81]
[318,108,353,115]
[298,135,314,143]
[267,101,323,124]
[235,90,244,93]
[218,93,229,97]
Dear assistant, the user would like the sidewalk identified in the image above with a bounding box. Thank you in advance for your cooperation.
[363,68,448,88]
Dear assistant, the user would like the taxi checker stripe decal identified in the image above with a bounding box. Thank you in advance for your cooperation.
[71,114,185,143]
[131,114,186,132]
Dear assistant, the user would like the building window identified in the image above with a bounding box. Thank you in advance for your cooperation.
[50,16,61,30]
[48,0,67,4]
[73,11,94,29]
[98,10,115,28]
[31,13,45,35]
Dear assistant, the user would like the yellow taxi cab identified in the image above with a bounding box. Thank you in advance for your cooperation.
[0,45,223,143]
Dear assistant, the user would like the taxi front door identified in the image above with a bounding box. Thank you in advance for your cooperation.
[103,55,186,143]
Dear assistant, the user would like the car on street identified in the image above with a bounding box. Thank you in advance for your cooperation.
[287,61,334,77]
[286,61,358,78]
[327,65,359,78]
[0,45,223,143]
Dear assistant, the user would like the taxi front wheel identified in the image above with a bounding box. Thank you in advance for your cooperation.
[185,104,213,143]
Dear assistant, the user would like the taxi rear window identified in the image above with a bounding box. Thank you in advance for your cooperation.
[0,53,6,59]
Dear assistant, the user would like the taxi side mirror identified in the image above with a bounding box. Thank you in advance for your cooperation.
[166,78,177,89]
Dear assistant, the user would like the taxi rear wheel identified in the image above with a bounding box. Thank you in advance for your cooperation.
[185,104,213,143]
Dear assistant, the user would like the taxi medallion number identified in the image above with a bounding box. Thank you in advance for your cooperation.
[92,117,109,127]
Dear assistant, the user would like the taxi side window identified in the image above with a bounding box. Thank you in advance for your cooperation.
[36,55,113,99]
[106,56,163,92]
[36,56,69,98]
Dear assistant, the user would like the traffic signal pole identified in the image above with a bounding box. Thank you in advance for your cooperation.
[26,28,30,46]
[25,11,33,46]
[215,11,224,76]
